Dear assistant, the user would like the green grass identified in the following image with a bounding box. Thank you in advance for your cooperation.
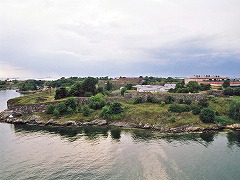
[11,93,240,128]
[9,91,56,105]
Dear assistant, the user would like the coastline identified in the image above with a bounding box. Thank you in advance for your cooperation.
[1,109,240,133]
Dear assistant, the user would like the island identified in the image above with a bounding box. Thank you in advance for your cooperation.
[1,76,240,133]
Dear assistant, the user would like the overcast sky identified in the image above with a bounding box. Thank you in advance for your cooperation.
[1,0,240,79]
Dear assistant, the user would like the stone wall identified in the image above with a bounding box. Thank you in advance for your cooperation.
[124,92,207,102]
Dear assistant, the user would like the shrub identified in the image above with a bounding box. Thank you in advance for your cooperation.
[109,102,123,114]
[185,99,192,105]
[233,87,240,96]
[67,107,74,114]
[89,94,106,110]
[82,105,91,116]
[229,102,240,121]
[84,92,93,97]
[53,109,60,117]
[198,99,209,108]
[165,96,175,104]
[146,96,159,103]
[100,106,111,119]
[64,97,77,111]
[121,87,127,96]
[46,105,55,114]
[170,116,176,123]
[133,97,143,104]
[223,87,234,96]
[56,102,68,115]
[55,87,68,99]
[200,108,215,123]
[179,99,184,104]
[191,105,202,115]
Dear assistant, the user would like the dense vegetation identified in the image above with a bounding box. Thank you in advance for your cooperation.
[169,81,211,93]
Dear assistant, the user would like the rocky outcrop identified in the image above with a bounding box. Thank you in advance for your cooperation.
[226,124,240,130]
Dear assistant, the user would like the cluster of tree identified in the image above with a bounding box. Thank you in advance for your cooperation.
[169,81,211,93]
[0,80,7,89]
[100,102,123,119]
[55,77,98,99]
[141,76,182,85]
[46,98,78,116]
[45,77,85,88]
[223,87,240,96]
[19,80,45,91]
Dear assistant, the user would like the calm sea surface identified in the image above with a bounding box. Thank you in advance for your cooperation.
[0,90,240,180]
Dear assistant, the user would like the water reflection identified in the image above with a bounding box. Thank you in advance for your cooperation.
[227,131,240,147]
[13,124,240,146]
[110,128,121,140]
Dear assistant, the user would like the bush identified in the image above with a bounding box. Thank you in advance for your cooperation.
[198,99,209,108]
[200,108,215,123]
[82,105,91,116]
[100,106,111,119]
[185,99,192,105]
[170,116,176,122]
[133,97,143,104]
[89,94,106,110]
[146,96,159,103]
[229,102,240,121]
[84,92,93,97]
[53,109,60,117]
[191,105,202,115]
[64,98,77,111]
[121,87,127,96]
[165,96,175,104]
[223,87,234,96]
[233,87,240,96]
[46,105,55,114]
[179,99,184,104]
[56,102,68,115]
[67,107,74,114]
[168,104,190,113]
[109,102,123,114]
[55,87,68,99]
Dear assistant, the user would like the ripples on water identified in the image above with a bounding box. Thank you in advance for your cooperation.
[0,123,240,180]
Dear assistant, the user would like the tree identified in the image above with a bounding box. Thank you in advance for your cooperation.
[64,98,78,111]
[56,102,68,115]
[200,84,211,91]
[233,87,240,96]
[125,83,133,90]
[55,87,68,99]
[165,96,175,104]
[81,77,98,95]
[82,105,91,116]
[200,108,215,123]
[89,93,106,110]
[229,102,240,121]
[121,87,127,96]
[223,87,234,96]
[109,102,123,114]
[186,81,201,93]
[46,105,55,114]
[69,82,84,97]
[222,80,230,89]
[106,81,113,91]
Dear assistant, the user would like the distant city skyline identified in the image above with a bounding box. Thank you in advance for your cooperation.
[1,0,240,79]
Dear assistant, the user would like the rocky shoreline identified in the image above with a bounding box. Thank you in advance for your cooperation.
[1,109,240,133]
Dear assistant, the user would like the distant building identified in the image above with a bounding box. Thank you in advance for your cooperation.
[133,84,176,93]
[184,75,240,88]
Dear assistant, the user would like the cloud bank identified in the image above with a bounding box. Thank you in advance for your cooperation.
[1,0,240,78]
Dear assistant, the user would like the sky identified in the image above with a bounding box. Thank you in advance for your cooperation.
[0,0,240,79]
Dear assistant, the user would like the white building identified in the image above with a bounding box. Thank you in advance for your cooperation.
[133,84,176,93]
